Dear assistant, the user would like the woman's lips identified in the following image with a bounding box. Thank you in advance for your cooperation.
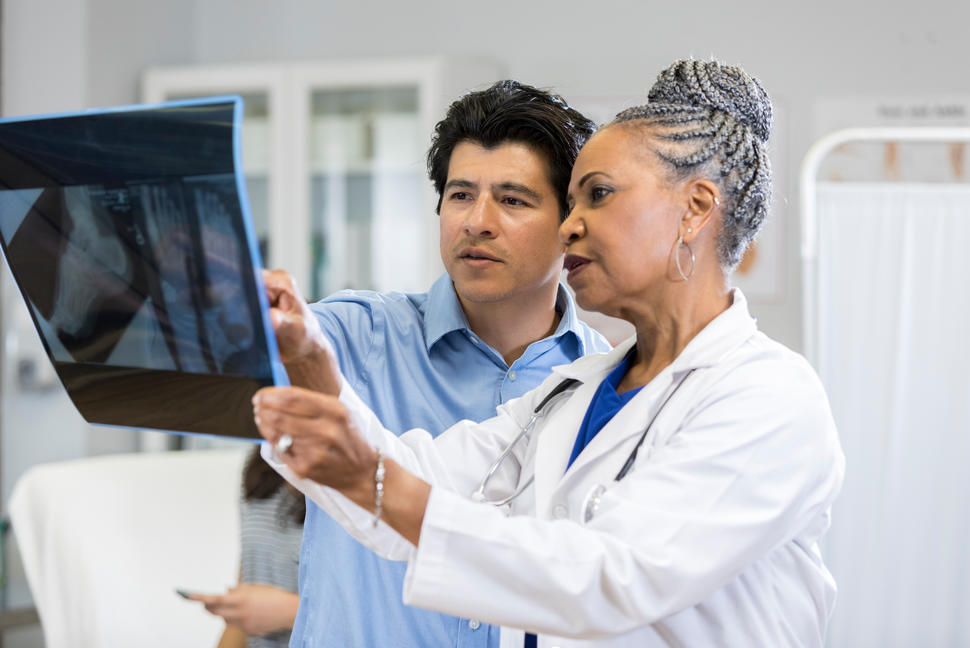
[564,254,590,278]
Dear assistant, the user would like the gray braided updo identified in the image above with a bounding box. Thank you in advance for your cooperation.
[612,59,773,271]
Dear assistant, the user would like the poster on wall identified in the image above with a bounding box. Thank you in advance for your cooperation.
[813,95,970,183]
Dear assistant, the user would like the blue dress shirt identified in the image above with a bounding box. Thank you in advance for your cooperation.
[290,274,611,648]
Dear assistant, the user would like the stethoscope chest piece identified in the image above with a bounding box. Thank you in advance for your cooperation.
[582,483,607,523]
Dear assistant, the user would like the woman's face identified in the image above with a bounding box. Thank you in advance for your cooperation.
[560,125,684,319]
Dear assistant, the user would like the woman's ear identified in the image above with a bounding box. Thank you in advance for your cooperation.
[681,180,721,242]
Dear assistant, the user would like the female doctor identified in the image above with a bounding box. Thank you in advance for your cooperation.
[254,58,845,647]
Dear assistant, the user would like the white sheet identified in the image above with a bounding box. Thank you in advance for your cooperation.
[9,447,248,648]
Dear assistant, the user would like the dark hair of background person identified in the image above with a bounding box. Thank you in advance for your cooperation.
[243,445,305,524]
[426,80,596,221]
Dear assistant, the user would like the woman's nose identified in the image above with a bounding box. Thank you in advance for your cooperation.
[559,210,585,245]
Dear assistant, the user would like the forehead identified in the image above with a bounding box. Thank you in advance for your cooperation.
[447,140,554,189]
[571,125,659,183]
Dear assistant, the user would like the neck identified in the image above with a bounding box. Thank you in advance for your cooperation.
[459,285,562,366]
[618,277,731,392]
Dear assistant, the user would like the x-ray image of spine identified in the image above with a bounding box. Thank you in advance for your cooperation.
[139,180,217,374]
[139,177,266,377]
[192,182,260,374]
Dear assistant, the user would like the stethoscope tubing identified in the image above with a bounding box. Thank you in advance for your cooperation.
[473,368,696,512]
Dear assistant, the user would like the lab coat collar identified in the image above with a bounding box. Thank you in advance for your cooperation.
[535,288,758,506]
[423,274,588,353]
[551,288,757,385]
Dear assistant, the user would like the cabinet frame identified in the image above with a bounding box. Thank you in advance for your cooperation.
[142,57,501,295]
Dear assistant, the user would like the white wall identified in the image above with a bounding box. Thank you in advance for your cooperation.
[185,0,970,351]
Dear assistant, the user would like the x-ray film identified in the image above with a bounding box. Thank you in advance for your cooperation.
[0,97,287,439]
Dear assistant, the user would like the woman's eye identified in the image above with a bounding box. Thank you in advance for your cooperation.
[590,186,611,202]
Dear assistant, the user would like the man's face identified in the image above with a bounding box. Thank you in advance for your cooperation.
[439,141,565,311]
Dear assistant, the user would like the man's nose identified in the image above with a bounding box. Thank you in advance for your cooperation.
[463,196,498,237]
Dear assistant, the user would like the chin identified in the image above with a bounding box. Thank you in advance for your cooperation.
[574,291,604,313]
[453,284,509,304]
[574,292,619,319]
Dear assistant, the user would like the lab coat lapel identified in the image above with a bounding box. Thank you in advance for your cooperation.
[531,379,595,514]
[531,341,634,516]
[557,371,678,487]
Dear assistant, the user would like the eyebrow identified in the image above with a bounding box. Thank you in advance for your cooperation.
[444,179,477,192]
[492,182,542,204]
[444,179,544,204]
[576,171,611,188]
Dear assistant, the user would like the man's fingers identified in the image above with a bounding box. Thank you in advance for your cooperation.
[263,269,303,309]
[270,306,302,335]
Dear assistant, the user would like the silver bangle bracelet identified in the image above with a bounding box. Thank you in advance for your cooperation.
[373,449,385,528]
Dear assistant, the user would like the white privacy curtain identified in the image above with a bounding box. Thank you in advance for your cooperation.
[815,183,970,647]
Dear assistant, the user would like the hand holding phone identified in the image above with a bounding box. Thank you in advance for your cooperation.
[175,588,220,601]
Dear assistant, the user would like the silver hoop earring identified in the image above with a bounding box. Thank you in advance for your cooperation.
[675,235,695,281]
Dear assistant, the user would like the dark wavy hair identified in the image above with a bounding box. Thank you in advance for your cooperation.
[243,445,305,524]
[427,80,596,221]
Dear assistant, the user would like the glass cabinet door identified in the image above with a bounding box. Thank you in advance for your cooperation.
[144,59,503,305]
[307,86,424,300]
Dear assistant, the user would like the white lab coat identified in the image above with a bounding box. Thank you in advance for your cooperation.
[266,289,845,647]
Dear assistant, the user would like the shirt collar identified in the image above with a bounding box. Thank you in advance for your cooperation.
[423,274,471,350]
[423,274,590,352]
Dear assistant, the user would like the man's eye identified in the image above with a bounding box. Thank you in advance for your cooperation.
[503,196,527,207]
[450,191,470,201]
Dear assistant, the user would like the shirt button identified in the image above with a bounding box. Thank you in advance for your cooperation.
[470,336,479,345]
[553,504,568,519]
[508,370,517,381]
[469,619,481,630]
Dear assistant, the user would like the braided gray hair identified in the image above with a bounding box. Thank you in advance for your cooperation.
[612,59,773,271]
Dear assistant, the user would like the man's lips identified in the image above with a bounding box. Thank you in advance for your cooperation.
[458,246,502,263]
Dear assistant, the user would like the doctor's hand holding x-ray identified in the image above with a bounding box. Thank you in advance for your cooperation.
[255,58,845,648]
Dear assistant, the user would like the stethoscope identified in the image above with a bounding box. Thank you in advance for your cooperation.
[471,367,696,522]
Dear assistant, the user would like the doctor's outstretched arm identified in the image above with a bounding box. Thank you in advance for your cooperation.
[254,375,544,558]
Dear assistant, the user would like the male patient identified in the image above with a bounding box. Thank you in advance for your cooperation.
[268,80,610,647]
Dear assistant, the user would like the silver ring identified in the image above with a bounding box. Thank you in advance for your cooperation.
[274,433,293,456]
